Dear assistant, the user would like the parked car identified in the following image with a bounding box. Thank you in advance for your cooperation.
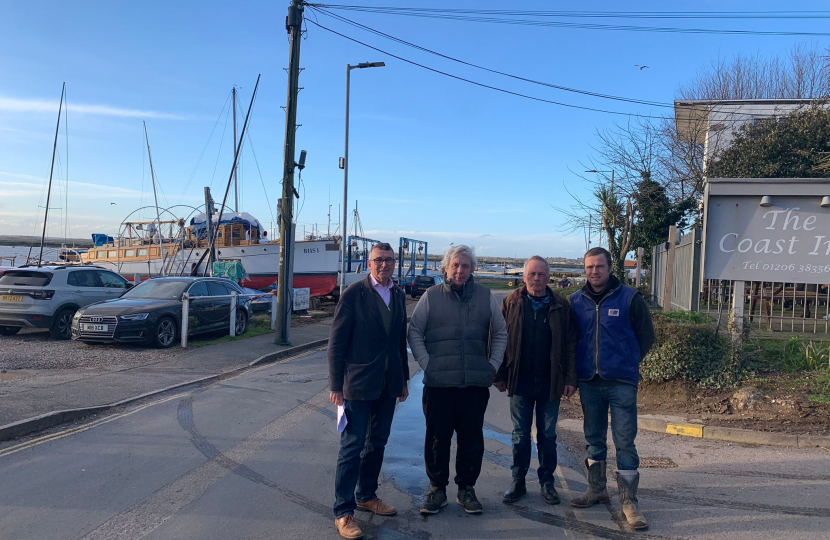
[409,275,444,298]
[0,265,131,339]
[71,277,251,348]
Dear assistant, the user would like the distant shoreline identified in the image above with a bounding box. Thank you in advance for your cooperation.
[0,236,93,248]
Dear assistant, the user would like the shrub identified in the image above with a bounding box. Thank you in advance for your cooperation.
[641,313,745,389]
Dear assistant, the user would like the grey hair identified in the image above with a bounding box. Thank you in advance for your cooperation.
[523,255,549,275]
[442,244,477,273]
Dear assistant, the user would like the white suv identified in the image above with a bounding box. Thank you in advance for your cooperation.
[0,265,131,339]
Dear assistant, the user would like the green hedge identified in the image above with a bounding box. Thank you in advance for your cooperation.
[640,313,745,389]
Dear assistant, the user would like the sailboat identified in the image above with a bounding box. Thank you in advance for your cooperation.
[82,81,341,297]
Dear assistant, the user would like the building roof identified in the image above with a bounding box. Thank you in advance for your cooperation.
[673,98,825,144]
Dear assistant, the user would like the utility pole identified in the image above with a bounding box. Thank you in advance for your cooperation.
[232,86,239,212]
[275,0,304,345]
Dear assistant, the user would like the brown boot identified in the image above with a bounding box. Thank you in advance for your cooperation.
[334,515,364,539]
[356,497,397,516]
[616,471,648,530]
[569,460,610,508]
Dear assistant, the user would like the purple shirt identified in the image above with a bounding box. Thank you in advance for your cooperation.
[370,274,393,307]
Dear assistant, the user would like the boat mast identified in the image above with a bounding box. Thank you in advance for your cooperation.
[38,82,66,267]
[143,121,165,276]
[232,86,239,213]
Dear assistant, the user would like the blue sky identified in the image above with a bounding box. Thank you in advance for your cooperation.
[1,1,828,258]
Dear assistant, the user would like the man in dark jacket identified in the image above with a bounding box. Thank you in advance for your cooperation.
[494,256,577,505]
[568,247,655,530]
[408,244,507,515]
[328,243,410,539]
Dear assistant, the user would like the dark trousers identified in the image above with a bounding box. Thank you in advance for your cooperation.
[422,385,490,489]
[333,389,397,518]
[510,377,561,483]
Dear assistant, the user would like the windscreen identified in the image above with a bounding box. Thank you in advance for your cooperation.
[121,280,188,300]
[0,271,53,287]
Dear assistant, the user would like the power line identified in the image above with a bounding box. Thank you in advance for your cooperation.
[304,16,668,118]
[304,15,820,121]
[311,6,672,108]
[307,4,830,36]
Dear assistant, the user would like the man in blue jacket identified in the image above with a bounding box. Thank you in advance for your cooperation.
[569,248,654,530]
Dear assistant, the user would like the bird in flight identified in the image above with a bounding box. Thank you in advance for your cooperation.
[635,65,649,70]
[110,202,116,205]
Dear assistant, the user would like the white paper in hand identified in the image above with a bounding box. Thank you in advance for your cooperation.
[337,403,348,433]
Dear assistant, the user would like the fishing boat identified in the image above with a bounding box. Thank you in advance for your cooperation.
[81,211,341,296]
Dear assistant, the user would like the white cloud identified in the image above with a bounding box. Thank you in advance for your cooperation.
[0,96,190,120]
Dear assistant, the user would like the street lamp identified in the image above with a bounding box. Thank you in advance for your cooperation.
[340,61,386,296]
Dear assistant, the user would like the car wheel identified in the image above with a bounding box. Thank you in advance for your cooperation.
[0,326,21,336]
[234,310,248,336]
[49,308,75,340]
[151,317,177,349]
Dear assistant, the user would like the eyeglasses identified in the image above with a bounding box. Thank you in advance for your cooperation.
[371,258,396,266]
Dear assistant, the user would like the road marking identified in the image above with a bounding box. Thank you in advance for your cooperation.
[0,393,188,459]
[79,389,332,540]
[0,347,326,460]
[665,423,703,438]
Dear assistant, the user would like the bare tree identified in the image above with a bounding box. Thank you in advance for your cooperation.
[677,44,830,100]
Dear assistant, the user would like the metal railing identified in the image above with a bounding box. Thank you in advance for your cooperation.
[180,291,277,348]
[650,227,701,311]
[700,280,830,334]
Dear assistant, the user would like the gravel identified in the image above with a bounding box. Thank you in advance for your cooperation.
[0,329,184,371]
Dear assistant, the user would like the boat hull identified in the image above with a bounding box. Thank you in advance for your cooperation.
[86,240,340,297]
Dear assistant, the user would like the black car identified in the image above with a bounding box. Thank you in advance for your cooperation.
[409,275,444,298]
[71,277,251,348]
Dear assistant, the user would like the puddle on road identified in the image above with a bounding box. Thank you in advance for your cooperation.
[384,371,582,503]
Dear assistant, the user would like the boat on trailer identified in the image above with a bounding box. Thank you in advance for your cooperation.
[82,213,340,297]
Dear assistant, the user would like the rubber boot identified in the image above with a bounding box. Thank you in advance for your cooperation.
[616,471,648,530]
[569,460,610,508]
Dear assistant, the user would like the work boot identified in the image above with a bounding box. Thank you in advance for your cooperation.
[456,486,483,514]
[569,459,610,508]
[540,481,560,505]
[356,497,397,516]
[616,471,648,530]
[502,478,527,504]
[334,515,364,539]
[420,486,448,515]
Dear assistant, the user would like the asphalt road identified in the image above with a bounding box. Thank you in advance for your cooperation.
[1,348,829,540]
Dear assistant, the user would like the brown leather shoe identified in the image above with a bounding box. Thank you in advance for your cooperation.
[356,497,397,516]
[334,515,364,539]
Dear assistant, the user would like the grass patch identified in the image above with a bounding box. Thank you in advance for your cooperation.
[660,310,713,324]
[479,280,515,290]
[188,315,274,348]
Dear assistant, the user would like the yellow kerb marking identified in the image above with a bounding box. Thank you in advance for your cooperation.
[665,423,704,438]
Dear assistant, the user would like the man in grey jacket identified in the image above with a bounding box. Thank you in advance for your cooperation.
[408,244,508,515]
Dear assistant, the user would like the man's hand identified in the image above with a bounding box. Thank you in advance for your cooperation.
[330,391,344,406]
[399,385,409,403]
[494,381,506,392]
[562,385,577,399]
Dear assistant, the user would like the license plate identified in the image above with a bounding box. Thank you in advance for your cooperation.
[1,295,22,302]
[82,324,108,332]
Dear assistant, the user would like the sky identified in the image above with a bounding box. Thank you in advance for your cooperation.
[1,1,829,258]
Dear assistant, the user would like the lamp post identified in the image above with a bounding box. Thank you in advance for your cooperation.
[340,61,385,296]
[585,169,615,248]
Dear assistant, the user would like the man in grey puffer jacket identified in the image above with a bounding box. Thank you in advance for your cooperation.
[408,244,507,516]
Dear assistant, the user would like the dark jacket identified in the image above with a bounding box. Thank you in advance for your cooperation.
[495,286,578,400]
[328,276,409,401]
[570,276,655,386]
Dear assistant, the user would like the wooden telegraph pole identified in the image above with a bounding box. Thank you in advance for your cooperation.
[275,0,304,345]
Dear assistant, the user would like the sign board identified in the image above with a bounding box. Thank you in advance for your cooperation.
[704,195,830,284]
[292,287,310,311]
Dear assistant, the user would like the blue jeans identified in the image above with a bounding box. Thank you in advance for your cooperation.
[333,390,396,518]
[510,378,561,483]
[578,380,639,471]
